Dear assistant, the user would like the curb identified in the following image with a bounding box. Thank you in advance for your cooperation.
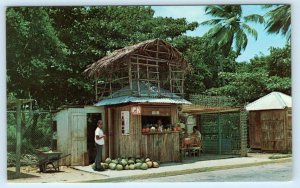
[77,158,291,183]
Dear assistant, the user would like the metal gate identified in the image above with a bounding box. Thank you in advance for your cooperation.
[198,112,241,154]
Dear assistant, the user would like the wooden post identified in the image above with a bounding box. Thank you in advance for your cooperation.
[240,109,248,157]
[156,41,160,96]
[217,113,222,155]
[181,72,184,98]
[95,78,98,101]
[16,100,22,177]
[137,56,140,96]
[128,60,132,95]
[109,70,112,98]
[146,59,150,96]
[169,63,172,93]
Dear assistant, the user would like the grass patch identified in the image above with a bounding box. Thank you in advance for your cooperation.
[268,154,292,159]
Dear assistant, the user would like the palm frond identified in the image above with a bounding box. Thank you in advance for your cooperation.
[205,5,227,18]
[203,23,224,38]
[200,19,223,26]
[265,5,291,37]
[244,14,264,24]
[262,4,277,9]
[235,29,248,55]
[241,23,258,40]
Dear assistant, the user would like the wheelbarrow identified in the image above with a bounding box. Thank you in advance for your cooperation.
[35,149,70,172]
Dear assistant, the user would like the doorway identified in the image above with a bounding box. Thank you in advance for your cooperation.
[87,113,102,164]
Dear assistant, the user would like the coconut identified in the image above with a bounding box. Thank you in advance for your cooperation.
[134,162,142,169]
[129,164,135,170]
[105,157,112,164]
[140,163,148,170]
[116,164,123,170]
[109,163,117,170]
[146,161,153,168]
[152,161,159,168]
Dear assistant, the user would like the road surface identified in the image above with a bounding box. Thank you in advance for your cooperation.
[129,161,292,182]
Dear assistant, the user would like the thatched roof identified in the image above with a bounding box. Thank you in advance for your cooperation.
[84,38,188,77]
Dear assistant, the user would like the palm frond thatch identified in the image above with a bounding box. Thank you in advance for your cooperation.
[83,38,188,77]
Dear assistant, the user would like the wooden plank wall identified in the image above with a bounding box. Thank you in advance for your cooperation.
[113,105,142,158]
[110,104,180,162]
[260,110,286,151]
[286,108,292,151]
[140,132,180,162]
[56,109,71,165]
[249,111,262,149]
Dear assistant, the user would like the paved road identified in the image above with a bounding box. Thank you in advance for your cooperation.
[129,161,292,182]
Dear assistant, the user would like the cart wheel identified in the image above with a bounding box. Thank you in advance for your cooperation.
[39,165,43,172]
[39,164,46,173]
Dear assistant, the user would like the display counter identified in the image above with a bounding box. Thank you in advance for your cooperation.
[140,131,180,162]
[142,131,180,135]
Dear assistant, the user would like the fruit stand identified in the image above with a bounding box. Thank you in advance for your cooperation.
[84,39,191,163]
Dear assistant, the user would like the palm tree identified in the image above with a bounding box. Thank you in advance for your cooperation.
[201,5,264,57]
[264,5,291,41]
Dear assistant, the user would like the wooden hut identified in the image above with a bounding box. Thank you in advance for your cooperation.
[54,105,105,166]
[84,39,191,163]
[246,92,292,153]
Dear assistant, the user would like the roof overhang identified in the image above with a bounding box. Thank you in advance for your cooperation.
[95,96,192,106]
[181,104,241,115]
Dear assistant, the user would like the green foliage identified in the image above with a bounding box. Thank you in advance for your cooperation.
[6,6,292,110]
[7,6,198,109]
[171,36,237,95]
[263,5,291,41]
[7,111,53,154]
[205,45,291,105]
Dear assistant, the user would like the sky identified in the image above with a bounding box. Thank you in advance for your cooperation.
[152,5,288,62]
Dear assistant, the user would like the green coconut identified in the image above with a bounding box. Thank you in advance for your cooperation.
[120,159,128,166]
[140,163,148,170]
[111,159,118,164]
[116,164,123,170]
[105,158,112,164]
[109,163,117,170]
[134,162,142,169]
[129,164,135,170]
[124,165,130,170]
[127,159,135,165]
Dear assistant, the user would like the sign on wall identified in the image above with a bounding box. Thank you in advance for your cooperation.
[121,111,130,135]
[131,106,141,115]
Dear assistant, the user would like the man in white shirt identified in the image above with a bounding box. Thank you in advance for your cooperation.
[94,120,105,171]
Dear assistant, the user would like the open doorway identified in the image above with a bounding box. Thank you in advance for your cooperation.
[87,113,102,164]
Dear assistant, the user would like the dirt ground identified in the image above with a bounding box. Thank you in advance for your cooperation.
[7,165,105,183]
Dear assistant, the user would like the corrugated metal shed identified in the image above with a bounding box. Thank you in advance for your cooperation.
[95,96,191,106]
[245,92,292,111]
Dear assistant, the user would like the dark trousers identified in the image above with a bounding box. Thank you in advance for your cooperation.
[95,144,103,169]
